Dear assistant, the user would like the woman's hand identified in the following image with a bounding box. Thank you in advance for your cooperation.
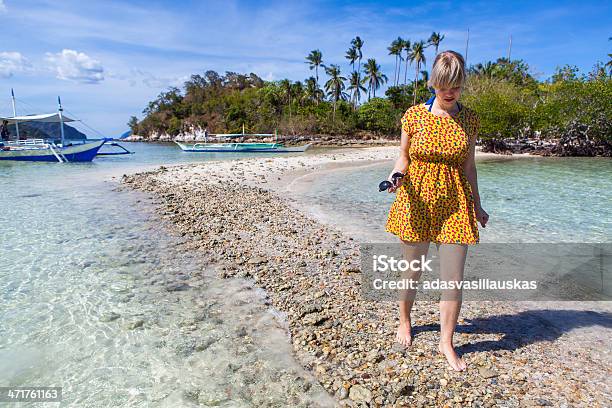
[475,205,489,228]
[387,171,404,193]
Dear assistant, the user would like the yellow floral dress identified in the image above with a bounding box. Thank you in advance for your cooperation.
[385,103,480,244]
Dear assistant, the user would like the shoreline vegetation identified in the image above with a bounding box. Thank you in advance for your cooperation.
[122,148,611,407]
[126,34,612,157]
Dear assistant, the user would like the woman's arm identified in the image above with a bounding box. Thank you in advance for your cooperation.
[463,118,489,227]
[387,126,411,193]
[463,130,481,209]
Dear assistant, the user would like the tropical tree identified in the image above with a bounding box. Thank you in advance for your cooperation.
[127,116,139,134]
[324,64,347,121]
[472,61,497,79]
[358,98,398,134]
[291,81,305,106]
[363,58,388,100]
[304,76,324,104]
[420,70,429,86]
[347,71,367,108]
[409,41,427,105]
[280,79,293,118]
[606,37,612,76]
[489,58,538,88]
[351,36,364,79]
[388,37,404,86]
[305,50,324,89]
[551,65,581,83]
[402,39,412,85]
[345,46,358,74]
[427,32,445,55]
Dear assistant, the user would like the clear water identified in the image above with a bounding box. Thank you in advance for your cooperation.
[291,157,612,243]
[0,143,333,407]
[1,145,610,406]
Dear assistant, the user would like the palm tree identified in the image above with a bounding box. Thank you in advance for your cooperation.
[409,41,427,105]
[427,32,445,55]
[345,46,358,73]
[402,39,411,85]
[324,64,347,121]
[305,76,324,104]
[388,37,404,86]
[347,71,367,108]
[363,58,388,100]
[280,79,293,118]
[606,37,612,76]
[292,81,304,107]
[473,62,497,79]
[420,70,429,85]
[305,50,324,89]
[351,36,364,79]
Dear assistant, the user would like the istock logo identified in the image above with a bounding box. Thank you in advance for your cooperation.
[372,255,433,272]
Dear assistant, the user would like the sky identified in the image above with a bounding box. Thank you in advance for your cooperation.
[0,0,610,136]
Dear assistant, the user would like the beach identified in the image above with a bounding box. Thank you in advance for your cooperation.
[122,146,611,407]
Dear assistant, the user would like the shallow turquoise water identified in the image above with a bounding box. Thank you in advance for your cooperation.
[294,156,612,243]
[0,142,330,406]
[0,145,610,405]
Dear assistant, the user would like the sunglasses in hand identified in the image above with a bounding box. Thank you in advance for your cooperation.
[378,172,405,192]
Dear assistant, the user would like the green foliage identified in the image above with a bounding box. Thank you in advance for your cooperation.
[127,116,139,134]
[461,77,532,139]
[534,77,612,142]
[460,70,612,142]
[133,50,612,142]
[385,85,412,109]
[358,98,400,134]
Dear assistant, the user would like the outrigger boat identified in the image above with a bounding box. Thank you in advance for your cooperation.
[0,136,107,162]
[0,90,128,162]
[96,141,134,156]
[175,127,311,153]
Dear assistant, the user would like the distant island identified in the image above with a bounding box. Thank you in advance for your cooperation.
[127,35,612,157]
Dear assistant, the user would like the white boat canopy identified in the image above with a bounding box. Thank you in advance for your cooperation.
[0,113,76,124]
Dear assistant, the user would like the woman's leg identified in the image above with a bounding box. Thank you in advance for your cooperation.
[437,243,468,371]
[396,240,430,347]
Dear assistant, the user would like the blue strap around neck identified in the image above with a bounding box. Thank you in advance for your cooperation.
[427,95,436,111]
[426,87,436,111]
[425,93,462,113]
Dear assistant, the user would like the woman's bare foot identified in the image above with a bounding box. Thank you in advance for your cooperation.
[395,321,413,347]
[438,342,467,371]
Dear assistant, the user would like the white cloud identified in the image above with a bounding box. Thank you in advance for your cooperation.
[0,1,6,14]
[45,49,104,83]
[0,52,32,78]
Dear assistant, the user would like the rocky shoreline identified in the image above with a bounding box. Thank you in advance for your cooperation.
[122,149,610,407]
[123,132,611,157]
[123,133,400,147]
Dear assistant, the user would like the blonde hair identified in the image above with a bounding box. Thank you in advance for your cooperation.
[428,50,466,89]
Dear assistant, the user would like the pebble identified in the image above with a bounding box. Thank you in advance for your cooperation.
[478,367,499,379]
[348,384,372,403]
[99,312,121,322]
[124,319,144,330]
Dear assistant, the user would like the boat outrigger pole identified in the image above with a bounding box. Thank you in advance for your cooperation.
[57,96,65,147]
[11,88,19,141]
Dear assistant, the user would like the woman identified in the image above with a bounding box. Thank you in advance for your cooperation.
[385,50,489,371]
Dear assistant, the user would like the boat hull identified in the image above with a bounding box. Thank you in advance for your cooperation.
[175,142,311,153]
[0,140,106,162]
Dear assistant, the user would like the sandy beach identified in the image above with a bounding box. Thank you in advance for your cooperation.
[122,146,611,407]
